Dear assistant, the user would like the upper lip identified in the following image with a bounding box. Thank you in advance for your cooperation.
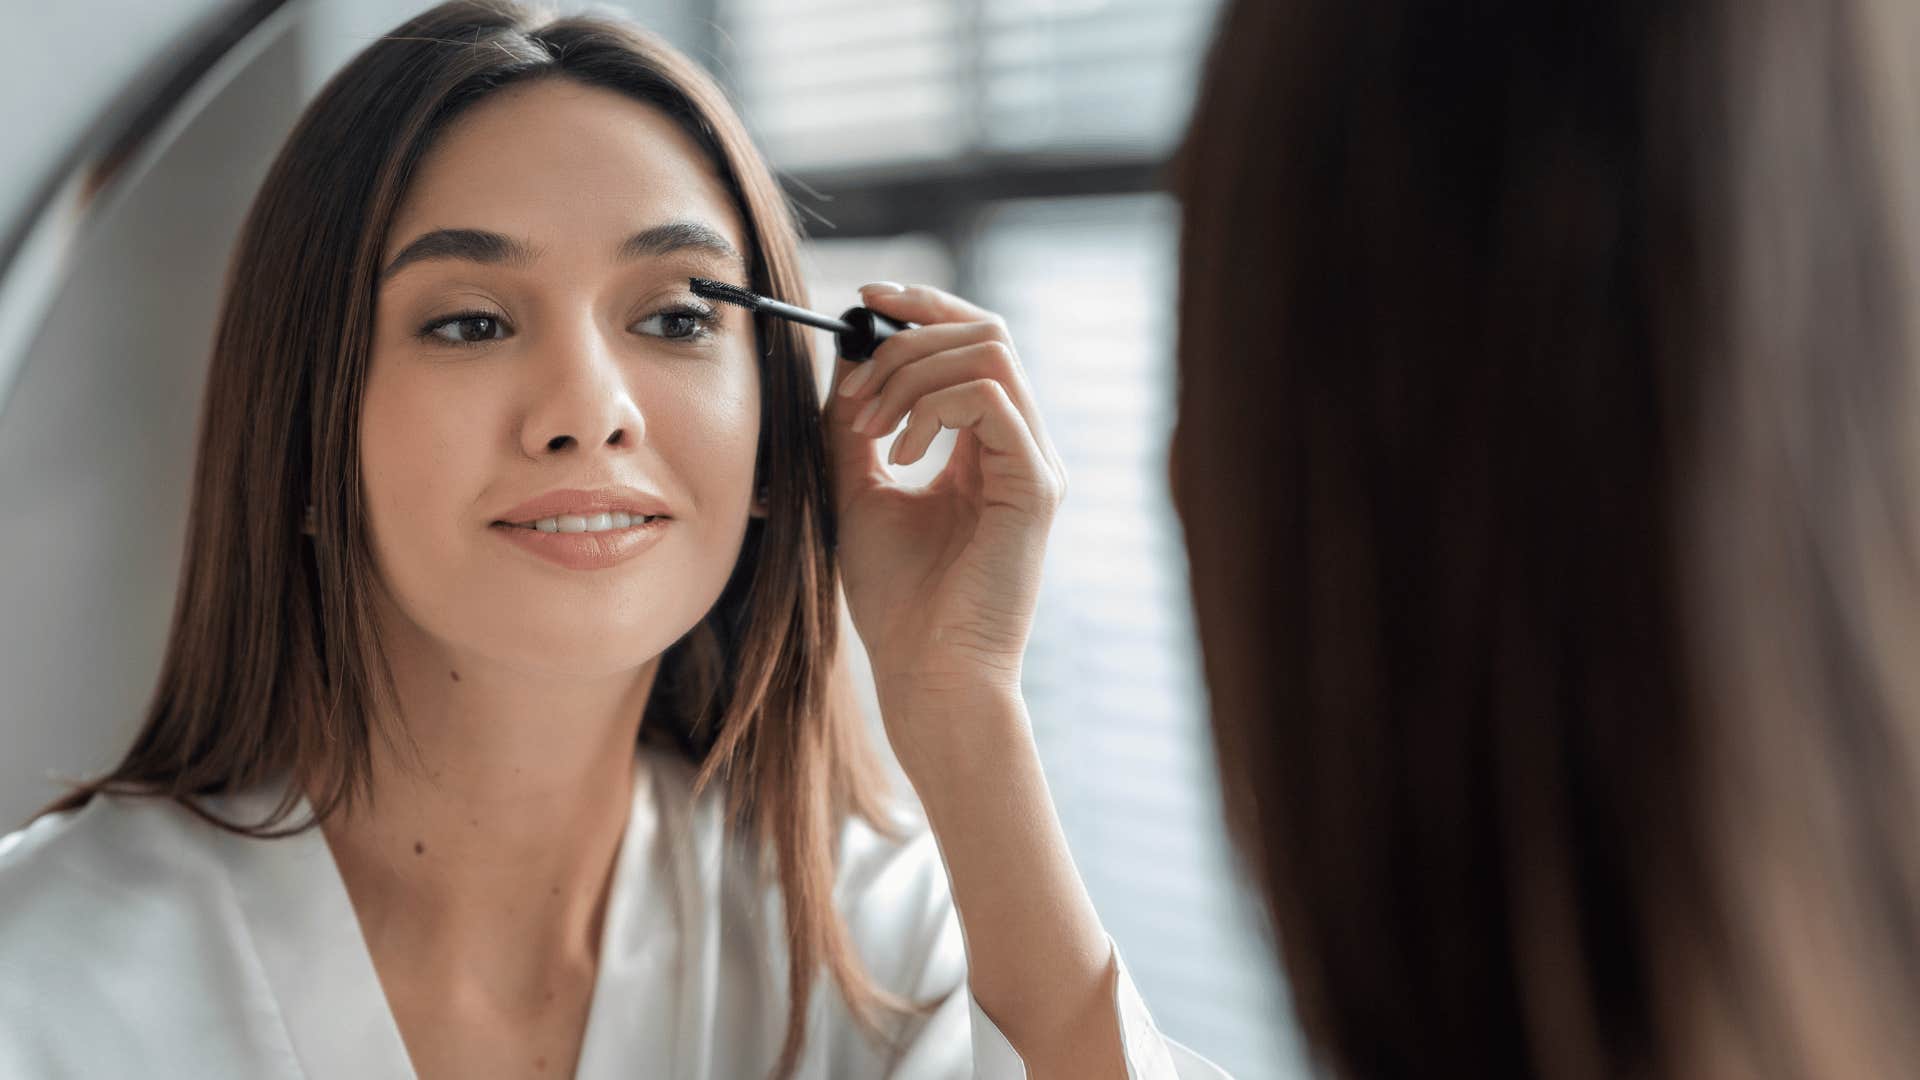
[492,485,673,525]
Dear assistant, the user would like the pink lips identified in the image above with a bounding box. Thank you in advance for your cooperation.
[492,485,673,527]
[491,516,670,570]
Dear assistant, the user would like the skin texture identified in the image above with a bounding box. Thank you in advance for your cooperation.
[324,76,1127,1079]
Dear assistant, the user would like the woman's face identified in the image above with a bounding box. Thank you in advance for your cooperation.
[361,77,762,679]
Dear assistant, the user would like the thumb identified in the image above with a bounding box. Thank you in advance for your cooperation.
[822,353,887,514]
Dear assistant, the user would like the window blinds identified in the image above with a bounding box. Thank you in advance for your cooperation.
[966,195,1302,1078]
[716,0,1221,171]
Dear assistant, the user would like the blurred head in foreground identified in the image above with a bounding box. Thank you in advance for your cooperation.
[1171,2,1920,1076]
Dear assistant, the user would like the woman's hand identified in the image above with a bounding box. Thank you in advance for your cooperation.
[822,282,1067,752]
[823,284,1130,1076]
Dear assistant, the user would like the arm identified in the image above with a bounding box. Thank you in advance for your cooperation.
[823,281,1231,1078]
[882,685,1125,1079]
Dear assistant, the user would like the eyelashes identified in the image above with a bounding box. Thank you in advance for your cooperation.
[415,300,724,349]
[419,311,509,348]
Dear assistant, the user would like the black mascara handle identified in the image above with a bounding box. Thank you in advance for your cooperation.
[835,306,912,361]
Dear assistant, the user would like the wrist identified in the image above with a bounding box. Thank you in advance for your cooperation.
[876,682,1035,799]
[872,657,1023,708]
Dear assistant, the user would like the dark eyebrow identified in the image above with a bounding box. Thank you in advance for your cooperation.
[615,221,746,277]
[379,220,747,283]
[380,228,535,282]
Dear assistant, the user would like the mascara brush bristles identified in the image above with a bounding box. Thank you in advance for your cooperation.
[687,277,760,309]
[689,277,852,334]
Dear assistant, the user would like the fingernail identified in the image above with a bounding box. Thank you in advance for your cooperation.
[887,438,902,466]
[838,363,874,397]
[860,281,906,295]
[853,397,882,434]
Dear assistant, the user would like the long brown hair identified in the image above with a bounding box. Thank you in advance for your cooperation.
[1171,0,1920,1076]
[33,1,921,1074]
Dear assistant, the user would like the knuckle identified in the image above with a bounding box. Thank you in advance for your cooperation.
[970,376,1012,405]
[970,317,1009,342]
[977,339,1017,373]
[1037,475,1066,512]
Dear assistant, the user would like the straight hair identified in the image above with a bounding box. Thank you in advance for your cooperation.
[1171,0,1920,1076]
[32,2,925,1075]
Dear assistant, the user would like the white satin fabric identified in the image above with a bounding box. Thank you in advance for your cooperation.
[0,743,1231,1078]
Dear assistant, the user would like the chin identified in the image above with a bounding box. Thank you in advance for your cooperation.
[468,619,688,679]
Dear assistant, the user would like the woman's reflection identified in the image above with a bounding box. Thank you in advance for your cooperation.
[0,3,1230,1078]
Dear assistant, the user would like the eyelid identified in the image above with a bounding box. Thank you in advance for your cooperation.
[631,297,724,343]
[655,295,720,322]
[418,309,509,348]
[416,298,725,349]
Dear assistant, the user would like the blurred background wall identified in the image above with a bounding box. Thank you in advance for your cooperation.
[0,2,1303,1075]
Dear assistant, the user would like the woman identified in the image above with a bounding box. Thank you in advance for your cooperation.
[0,2,1228,1078]
[1171,0,1920,1076]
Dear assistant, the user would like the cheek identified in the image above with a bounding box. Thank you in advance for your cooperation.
[358,364,486,542]
[664,364,762,503]
[351,348,766,671]
[358,349,763,534]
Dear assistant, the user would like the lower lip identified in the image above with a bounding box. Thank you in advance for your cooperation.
[490,519,670,570]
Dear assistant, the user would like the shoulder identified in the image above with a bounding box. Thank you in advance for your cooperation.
[641,743,962,990]
[0,791,272,1071]
[0,788,232,933]
[823,798,973,1073]
[832,795,966,1001]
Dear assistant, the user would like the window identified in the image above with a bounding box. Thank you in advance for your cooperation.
[687,0,1307,1073]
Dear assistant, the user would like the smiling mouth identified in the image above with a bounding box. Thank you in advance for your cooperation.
[493,513,668,533]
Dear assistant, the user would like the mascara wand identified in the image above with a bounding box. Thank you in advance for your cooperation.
[689,277,912,361]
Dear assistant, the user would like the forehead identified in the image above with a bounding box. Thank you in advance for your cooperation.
[385,77,747,268]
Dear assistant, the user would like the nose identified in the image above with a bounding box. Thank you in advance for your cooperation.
[519,317,647,458]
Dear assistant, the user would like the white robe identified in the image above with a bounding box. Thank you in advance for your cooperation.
[0,742,1232,1078]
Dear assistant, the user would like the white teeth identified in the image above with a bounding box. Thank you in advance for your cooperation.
[515,513,657,533]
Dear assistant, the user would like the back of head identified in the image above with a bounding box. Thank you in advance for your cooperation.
[1171,0,1920,1076]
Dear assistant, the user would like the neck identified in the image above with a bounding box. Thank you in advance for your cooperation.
[309,599,662,1003]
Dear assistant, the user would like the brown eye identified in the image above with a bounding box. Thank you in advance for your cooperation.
[420,312,509,347]
[634,304,719,343]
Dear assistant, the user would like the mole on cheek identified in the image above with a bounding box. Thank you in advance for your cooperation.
[450,669,461,682]
[414,840,425,855]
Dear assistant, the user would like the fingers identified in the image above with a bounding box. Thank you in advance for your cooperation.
[888,380,1061,514]
[855,281,1004,328]
[848,338,1019,437]
[839,286,1065,487]
[837,319,1016,401]
[825,282,1068,507]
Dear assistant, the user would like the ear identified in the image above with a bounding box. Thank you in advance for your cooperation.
[750,485,769,519]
